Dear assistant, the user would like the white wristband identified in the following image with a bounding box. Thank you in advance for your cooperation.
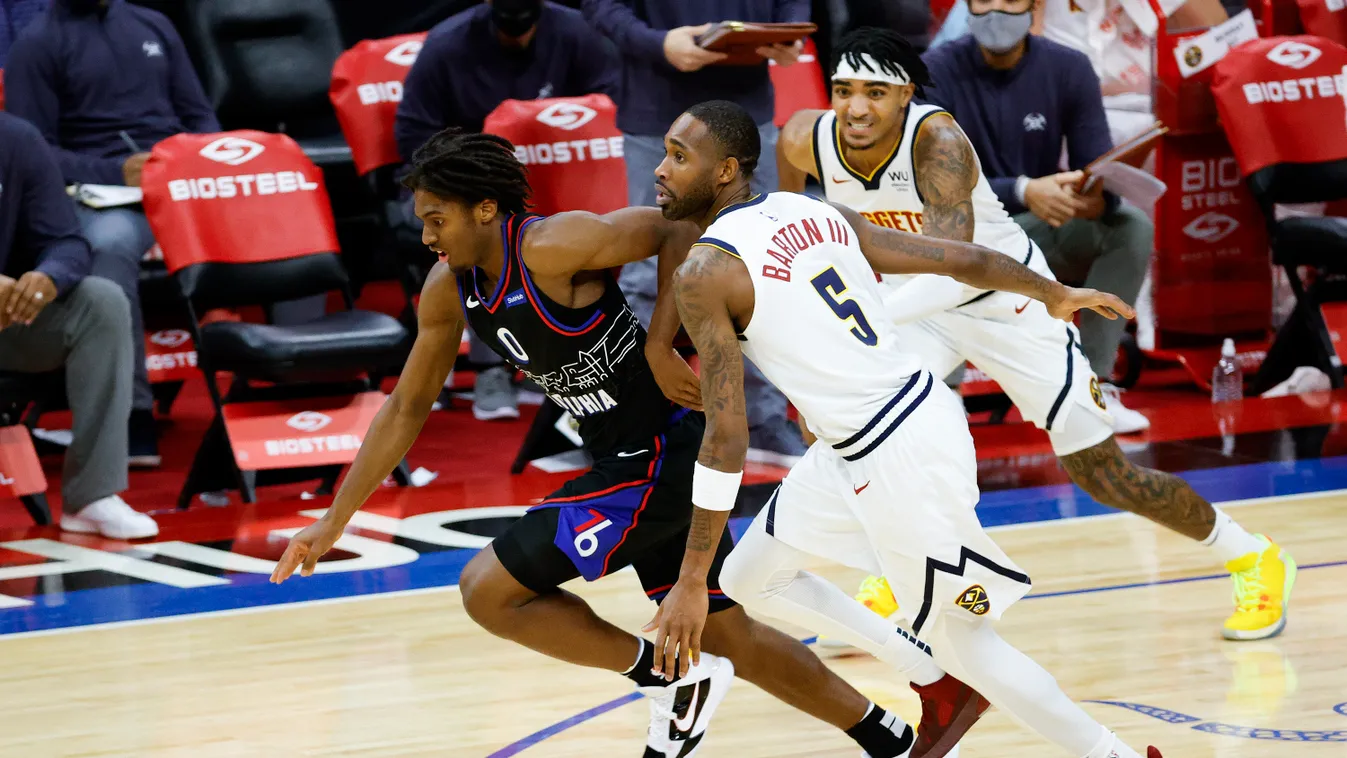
[1014,175,1030,206]
[692,462,742,512]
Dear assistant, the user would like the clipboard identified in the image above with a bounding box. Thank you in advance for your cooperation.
[1079,122,1169,193]
[695,21,817,66]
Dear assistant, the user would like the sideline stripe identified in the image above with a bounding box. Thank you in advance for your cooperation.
[485,692,644,758]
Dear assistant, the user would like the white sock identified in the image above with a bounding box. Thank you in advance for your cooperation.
[721,519,946,686]
[1084,730,1144,758]
[1201,508,1265,563]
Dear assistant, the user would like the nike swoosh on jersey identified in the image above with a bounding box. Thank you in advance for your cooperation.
[830,176,849,184]
[616,449,649,458]
[466,295,481,309]
[854,482,870,495]
[1015,300,1031,314]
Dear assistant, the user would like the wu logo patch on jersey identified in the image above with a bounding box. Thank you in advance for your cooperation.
[199,136,266,166]
[1182,211,1239,242]
[1023,113,1047,132]
[143,41,163,57]
[956,584,991,616]
[384,40,423,66]
[1266,40,1322,69]
[536,102,597,131]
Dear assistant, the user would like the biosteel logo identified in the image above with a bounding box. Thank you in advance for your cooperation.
[1266,41,1322,70]
[286,412,333,433]
[1182,212,1239,243]
[198,137,266,166]
[536,102,598,131]
[383,40,423,66]
[149,329,191,348]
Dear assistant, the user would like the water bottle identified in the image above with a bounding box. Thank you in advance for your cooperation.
[1211,339,1243,404]
[1212,338,1242,455]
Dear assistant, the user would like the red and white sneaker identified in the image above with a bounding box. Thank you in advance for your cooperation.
[909,674,991,758]
[641,654,735,758]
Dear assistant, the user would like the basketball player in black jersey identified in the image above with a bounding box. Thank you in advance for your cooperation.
[270,128,986,757]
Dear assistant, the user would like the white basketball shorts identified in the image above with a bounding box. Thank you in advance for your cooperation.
[894,287,1115,456]
[764,371,1033,636]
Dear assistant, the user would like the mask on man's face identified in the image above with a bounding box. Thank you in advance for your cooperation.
[491,0,543,38]
[967,9,1033,54]
[62,0,107,14]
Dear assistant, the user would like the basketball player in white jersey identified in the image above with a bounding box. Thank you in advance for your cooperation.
[776,27,1296,644]
[645,99,1165,758]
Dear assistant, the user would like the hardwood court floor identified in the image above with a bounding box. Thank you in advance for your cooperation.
[2,492,1344,757]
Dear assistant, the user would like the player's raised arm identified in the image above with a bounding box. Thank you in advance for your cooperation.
[270,263,464,584]
[831,201,1135,322]
[644,244,750,681]
[522,206,701,275]
[777,109,825,194]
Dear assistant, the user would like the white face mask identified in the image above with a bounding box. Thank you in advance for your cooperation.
[967,10,1033,54]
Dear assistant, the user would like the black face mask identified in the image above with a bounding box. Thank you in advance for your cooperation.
[491,0,543,39]
[62,0,108,14]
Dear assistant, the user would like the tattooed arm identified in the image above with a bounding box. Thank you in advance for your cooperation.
[645,244,751,680]
[913,114,976,243]
[829,200,1135,322]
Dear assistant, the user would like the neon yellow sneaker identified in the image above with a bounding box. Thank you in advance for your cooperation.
[814,575,901,655]
[856,574,901,618]
[1223,535,1297,641]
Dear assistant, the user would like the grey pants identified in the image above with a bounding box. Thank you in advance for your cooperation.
[620,125,788,428]
[74,205,155,411]
[0,277,132,511]
[1014,205,1153,378]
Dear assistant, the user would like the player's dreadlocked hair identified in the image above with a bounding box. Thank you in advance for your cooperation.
[402,127,532,215]
[685,100,760,177]
[832,27,933,98]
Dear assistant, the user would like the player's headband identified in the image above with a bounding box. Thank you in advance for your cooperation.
[832,53,911,87]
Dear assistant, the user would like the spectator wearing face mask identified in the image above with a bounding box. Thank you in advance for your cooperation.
[5,0,222,466]
[921,0,1154,433]
[394,0,619,422]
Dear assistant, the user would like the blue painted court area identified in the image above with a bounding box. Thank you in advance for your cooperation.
[1,454,1345,636]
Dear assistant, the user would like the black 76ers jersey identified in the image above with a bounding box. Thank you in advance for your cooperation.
[456,214,675,453]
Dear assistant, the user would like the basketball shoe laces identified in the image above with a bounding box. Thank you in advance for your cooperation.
[1232,560,1270,614]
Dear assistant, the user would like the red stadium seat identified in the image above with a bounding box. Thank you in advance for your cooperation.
[141,130,413,507]
[483,94,629,216]
[1212,35,1347,391]
[0,372,52,524]
[770,38,830,128]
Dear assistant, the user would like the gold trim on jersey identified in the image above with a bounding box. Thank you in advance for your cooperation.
[696,242,742,260]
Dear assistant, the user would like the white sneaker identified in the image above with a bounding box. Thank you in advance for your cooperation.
[641,653,735,757]
[61,495,159,540]
[1102,383,1150,434]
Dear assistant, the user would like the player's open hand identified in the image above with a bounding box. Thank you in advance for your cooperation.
[270,517,345,583]
[648,346,703,411]
[1048,287,1135,323]
[644,577,709,682]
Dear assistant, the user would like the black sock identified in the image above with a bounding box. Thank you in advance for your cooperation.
[845,703,915,758]
[622,638,667,689]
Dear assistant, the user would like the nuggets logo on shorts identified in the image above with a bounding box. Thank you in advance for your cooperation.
[956,585,991,616]
[1089,377,1106,411]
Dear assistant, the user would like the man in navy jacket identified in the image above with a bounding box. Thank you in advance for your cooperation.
[582,0,813,465]
[0,112,158,540]
[921,0,1153,432]
[5,0,221,464]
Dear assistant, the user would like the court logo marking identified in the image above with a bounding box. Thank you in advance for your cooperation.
[1091,700,1347,742]
[955,584,991,615]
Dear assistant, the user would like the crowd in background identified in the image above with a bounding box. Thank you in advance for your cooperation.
[0,0,1237,537]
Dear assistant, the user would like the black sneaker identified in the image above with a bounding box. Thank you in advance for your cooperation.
[129,409,161,468]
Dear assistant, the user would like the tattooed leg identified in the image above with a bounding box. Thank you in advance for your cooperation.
[1059,436,1216,541]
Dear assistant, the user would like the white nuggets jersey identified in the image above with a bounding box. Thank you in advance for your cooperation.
[699,192,924,448]
[813,104,1035,270]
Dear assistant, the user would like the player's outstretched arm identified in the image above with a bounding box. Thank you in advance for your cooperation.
[777,109,825,193]
[831,201,1136,322]
[645,244,750,681]
[522,206,701,275]
[270,263,464,583]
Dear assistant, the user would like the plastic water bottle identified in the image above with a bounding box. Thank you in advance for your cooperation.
[1211,338,1243,404]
